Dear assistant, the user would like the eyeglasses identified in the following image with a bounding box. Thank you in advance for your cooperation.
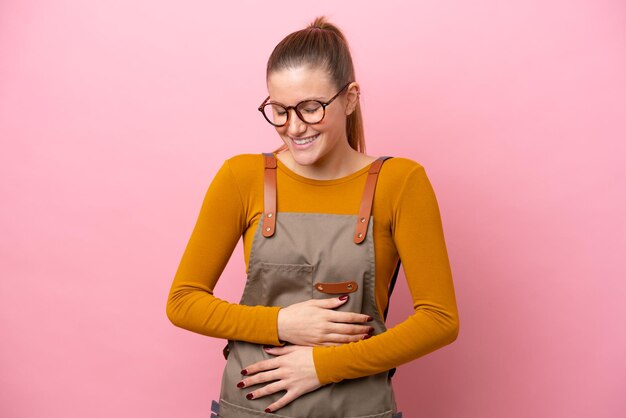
[258,82,352,127]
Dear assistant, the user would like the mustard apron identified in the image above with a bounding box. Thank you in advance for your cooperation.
[212,153,402,418]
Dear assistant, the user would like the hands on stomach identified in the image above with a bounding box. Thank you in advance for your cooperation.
[238,295,375,413]
[276,295,374,346]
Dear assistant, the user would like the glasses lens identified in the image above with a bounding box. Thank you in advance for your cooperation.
[262,104,288,126]
[296,101,324,124]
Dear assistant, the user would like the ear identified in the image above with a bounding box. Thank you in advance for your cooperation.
[344,82,360,116]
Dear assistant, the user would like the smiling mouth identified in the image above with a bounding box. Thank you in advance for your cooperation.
[291,134,319,145]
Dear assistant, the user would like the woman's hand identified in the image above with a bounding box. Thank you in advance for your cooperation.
[238,345,321,414]
[277,296,374,346]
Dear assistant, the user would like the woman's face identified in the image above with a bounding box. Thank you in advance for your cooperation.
[266,65,356,167]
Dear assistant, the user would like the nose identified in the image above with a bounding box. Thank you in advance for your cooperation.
[285,108,307,136]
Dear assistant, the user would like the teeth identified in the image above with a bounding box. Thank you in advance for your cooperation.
[293,134,318,145]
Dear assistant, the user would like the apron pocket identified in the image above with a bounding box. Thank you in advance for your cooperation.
[260,263,314,307]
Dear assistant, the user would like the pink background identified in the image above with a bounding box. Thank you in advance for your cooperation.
[1,1,624,417]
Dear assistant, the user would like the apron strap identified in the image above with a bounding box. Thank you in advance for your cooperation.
[262,153,392,242]
[354,156,392,244]
[262,152,277,238]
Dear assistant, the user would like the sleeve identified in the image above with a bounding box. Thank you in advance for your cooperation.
[311,164,460,384]
[165,159,283,345]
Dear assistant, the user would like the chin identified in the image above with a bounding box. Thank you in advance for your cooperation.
[281,135,325,166]
[290,151,320,167]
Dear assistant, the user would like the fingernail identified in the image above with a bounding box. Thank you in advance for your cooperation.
[366,316,374,322]
[263,345,273,350]
[241,369,248,375]
[237,381,245,388]
[368,326,375,334]
[265,408,273,413]
[339,295,349,301]
[362,334,371,340]
[246,393,254,400]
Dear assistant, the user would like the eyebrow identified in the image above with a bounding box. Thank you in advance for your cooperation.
[268,95,327,105]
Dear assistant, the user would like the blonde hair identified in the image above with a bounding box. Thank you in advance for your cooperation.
[267,16,365,153]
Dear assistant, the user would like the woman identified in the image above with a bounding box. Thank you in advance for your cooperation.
[166,16,459,418]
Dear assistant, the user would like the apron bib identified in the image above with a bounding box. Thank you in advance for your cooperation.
[213,153,402,418]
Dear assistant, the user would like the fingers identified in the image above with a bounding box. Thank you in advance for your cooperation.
[326,309,373,324]
[318,332,371,344]
[307,321,374,345]
[328,323,374,336]
[242,357,279,376]
[245,380,287,402]
[309,295,350,309]
[238,368,282,389]
[265,390,300,414]
[240,347,320,414]
[263,345,306,355]
[309,297,374,324]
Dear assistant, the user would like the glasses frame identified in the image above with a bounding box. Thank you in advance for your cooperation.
[258,82,353,127]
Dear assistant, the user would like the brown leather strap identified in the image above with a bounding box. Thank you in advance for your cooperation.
[314,281,359,294]
[262,153,277,238]
[354,157,392,244]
